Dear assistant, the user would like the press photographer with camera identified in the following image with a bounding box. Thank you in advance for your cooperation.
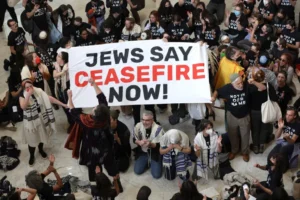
[24,0,53,32]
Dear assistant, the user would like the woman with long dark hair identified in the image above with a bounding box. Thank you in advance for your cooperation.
[158,0,173,30]
[253,154,284,200]
[91,166,120,200]
[171,180,211,200]
[187,2,206,41]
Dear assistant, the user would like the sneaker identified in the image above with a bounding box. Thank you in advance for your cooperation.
[159,107,167,113]
[179,115,190,123]
[29,156,35,166]
[252,145,259,154]
[52,104,59,110]
[259,144,265,154]
[3,59,10,71]
[39,150,48,159]
[242,154,250,162]
[229,152,236,160]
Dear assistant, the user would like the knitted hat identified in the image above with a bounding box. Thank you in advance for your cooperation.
[230,73,240,83]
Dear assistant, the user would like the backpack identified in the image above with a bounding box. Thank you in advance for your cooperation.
[21,10,33,33]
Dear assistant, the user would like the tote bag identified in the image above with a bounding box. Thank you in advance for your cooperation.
[261,82,282,123]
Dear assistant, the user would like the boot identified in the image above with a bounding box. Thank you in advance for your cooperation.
[28,145,35,166]
[38,143,48,159]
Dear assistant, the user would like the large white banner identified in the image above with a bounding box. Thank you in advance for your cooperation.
[69,40,210,107]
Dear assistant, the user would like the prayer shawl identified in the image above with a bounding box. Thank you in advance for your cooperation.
[54,62,69,98]
[133,122,164,152]
[161,129,192,176]
[194,131,219,180]
[23,87,56,135]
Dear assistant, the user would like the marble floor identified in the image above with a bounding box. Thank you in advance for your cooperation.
[0,0,299,199]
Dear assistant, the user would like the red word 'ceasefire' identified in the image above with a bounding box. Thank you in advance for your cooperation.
[75,63,205,87]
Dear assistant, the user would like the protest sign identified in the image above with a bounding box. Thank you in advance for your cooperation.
[69,40,210,107]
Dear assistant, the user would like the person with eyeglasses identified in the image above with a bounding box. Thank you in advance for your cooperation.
[271,53,294,85]
[133,110,164,179]
[268,106,300,173]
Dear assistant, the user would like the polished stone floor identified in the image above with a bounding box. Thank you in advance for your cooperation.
[0,0,299,199]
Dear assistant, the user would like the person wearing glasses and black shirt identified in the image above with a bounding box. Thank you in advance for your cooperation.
[268,106,300,173]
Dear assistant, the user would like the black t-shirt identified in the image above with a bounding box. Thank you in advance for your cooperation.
[248,83,277,111]
[145,20,164,39]
[227,13,248,36]
[202,26,220,47]
[244,1,254,17]
[270,47,289,61]
[279,0,295,19]
[272,17,287,30]
[192,18,203,40]
[266,165,283,190]
[160,11,173,27]
[8,81,21,94]
[107,0,122,9]
[258,1,276,21]
[246,50,257,67]
[282,120,300,143]
[73,22,92,41]
[61,15,72,27]
[167,22,189,42]
[173,3,189,21]
[35,47,53,71]
[256,32,272,51]
[85,1,105,18]
[7,28,26,49]
[25,3,48,31]
[217,83,249,118]
[38,174,54,200]
[281,29,300,53]
[31,67,45,90]
[210,0,225,4]
[107,15,125,39]
[276,84,294,114]
[76,35,96,46]
[98,30,117,43]
[47,43,59,62]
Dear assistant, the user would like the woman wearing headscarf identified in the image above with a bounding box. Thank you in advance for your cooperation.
[193,119,222,180]
[160,129,192,181]
[19,79,67,166]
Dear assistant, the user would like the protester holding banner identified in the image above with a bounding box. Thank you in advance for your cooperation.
[53,51,74,133]
[67,78,120,183]
[133,110,164,179]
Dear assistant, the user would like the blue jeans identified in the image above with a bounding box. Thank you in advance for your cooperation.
[134,153,162,179]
